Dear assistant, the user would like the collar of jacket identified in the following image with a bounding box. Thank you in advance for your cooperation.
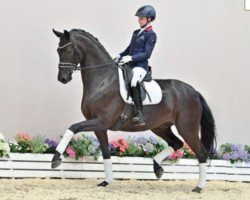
[137,24,153,37]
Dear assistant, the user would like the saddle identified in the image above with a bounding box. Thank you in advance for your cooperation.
[121,64,152,102]
[111,63,162,130]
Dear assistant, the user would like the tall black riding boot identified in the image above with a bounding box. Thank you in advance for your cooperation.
[131,84,145,126]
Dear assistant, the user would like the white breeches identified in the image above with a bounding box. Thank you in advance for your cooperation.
[130,67,147,87]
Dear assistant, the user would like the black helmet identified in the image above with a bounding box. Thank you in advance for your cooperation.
[135,5,156,21]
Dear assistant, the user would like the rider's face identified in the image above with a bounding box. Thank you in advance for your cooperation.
[138,16,149,27]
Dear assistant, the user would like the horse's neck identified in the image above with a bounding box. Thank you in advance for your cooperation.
[80,46,118,99]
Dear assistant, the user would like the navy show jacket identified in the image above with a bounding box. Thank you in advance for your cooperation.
[119,26,157,72]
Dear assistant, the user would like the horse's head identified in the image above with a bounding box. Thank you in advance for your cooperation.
[53,29,82,84]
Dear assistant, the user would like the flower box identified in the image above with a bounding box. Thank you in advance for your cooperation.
[0,153,250,181]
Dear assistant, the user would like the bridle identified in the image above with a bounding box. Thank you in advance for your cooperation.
[57,41,120,72]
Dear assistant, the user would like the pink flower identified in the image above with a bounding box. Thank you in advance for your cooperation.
[170,153,176,160]
[176,150,183,158]
[111,141,118,148]
[66,147,76,158]
[111,137,129,153]
[120,146,126,152]
[170,150,183,160]
[17,133,32,141]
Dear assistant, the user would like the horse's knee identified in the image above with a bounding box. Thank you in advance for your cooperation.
[167,135,184,151]
[172,140,184,151]
[69,123,81,133]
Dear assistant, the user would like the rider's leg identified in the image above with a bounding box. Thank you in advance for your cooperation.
[131,67,147,126]
[131,67,148,85]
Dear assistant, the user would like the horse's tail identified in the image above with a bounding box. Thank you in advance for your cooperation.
[197,91,217,159]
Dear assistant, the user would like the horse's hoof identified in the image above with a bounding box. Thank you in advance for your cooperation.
[192,186,203,193]
[97,181,109,187]
[153,159,164,179]
[51,152,62,169]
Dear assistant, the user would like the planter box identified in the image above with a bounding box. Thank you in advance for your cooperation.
[0,153,250,181]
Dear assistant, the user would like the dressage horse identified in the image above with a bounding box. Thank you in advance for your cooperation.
[52,29,216,193]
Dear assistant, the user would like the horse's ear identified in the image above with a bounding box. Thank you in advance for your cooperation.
[53,29,63,38]
[63,30,70,40]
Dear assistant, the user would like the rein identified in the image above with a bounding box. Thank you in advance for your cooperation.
[58,42,121,72]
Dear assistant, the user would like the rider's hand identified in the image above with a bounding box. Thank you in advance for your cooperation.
[113,54,121,63]
[119,55,132,64]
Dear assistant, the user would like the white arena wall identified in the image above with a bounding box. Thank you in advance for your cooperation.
[0,0,249,146]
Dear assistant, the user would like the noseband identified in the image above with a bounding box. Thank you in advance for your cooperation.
[58,41,119,72]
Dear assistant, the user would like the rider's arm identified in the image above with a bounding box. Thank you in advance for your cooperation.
[131,32,157,62]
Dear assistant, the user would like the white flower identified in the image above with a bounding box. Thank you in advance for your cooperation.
[8,139,18,146]
[0,140,10,157]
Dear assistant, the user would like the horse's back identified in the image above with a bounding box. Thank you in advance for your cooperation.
[155,78,196,92]
[154,78,199,103]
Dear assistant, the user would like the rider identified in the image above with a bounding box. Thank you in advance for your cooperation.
[114,5,157,126]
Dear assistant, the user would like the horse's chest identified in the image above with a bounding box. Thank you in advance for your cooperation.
[81,104,92,118]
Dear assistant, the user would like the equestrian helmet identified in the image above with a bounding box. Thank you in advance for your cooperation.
[135,5,156,21]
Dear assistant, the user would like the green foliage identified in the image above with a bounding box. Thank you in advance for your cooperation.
[65,135,101,160]
[124,144,144,157]
[244,145,250,154]
[220,143,232,153]
[30,135,49,153]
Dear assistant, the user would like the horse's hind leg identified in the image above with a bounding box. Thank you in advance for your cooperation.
[151,124,184,178]
[175,112,208,193]
[152,124,184,151]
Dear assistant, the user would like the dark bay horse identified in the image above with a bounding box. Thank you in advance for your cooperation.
[51,29,216,193]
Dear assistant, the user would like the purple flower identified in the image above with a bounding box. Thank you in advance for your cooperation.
[45,139,58,148]
[86,135,97,142]
[231,144,242,152]
[136,137,148,145]
[222,153,231,160]
[230,152,238,160]
[108,143,116,151]
[236,150,248,161]
[211,147,218,155]
[149,136,158,145]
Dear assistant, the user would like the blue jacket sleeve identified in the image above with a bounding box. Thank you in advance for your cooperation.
[132,32,157,62]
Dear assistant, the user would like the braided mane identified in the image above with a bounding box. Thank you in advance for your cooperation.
[70,29,113,60]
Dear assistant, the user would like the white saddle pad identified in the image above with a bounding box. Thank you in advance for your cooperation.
[118,67,163,105]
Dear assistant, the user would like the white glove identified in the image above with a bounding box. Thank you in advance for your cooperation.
[119,55,132,64]
[113,54,121,63]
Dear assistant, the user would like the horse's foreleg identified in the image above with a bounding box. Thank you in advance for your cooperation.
[51,118,102,169]
[94,131,113,187]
